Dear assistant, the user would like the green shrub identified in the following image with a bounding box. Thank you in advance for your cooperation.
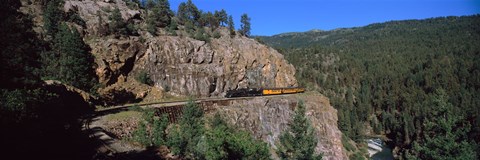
[213,30,221,38]
[132,109,169,147]
[135,70,154,86]
[205,113,271,160]
[132,121,150,146]
[193,27,210,42]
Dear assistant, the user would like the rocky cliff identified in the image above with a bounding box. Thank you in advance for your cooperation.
[208,93,347,160]
[90,33,297,99]
[57,0,297,100]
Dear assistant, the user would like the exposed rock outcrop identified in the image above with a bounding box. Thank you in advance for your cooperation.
[208,93,347,160]
[90,33,297,98]
[139,34,297,97]
[58,0,297,99]
[43,80,97,105]
[63,0,141,36]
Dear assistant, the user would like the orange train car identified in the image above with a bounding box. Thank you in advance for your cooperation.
[226,87,305,98]
[262,87,305,95]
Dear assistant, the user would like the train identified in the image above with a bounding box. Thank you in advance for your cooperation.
[225,87,305,98]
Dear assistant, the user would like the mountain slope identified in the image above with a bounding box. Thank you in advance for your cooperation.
[259,15,480,159]
[260,15,480,49]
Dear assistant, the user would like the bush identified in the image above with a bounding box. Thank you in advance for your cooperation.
[135,70,154,86]
[213,30,221,38]
[132,121,150,146]
[193,27,210,42]
[205,113,271,160]
[126,23,138,36]
[167,19,178,36]
[167,99,206,159]
[132,109,169,147]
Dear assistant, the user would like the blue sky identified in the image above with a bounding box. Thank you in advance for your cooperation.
[165,0,480,36]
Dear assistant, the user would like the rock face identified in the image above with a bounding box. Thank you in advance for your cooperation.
[208,93,347,160]
[58,0,297,98]
[88,32,297,98]
[137,35,298,97]
[63,0,141,36]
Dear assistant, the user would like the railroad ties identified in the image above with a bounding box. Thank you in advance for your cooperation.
[148,98,235,123]
[155,105,184,123]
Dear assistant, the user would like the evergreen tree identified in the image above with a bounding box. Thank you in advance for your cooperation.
[228,15,235,36]
[1,0,42,88]
[1,2,97,158]
[167,18,178,35]
[152,114,169,146]
[277,101,323,160]
[146,6,159,35]
[156,0,173,27]
[205,113,271,160]
[131,109,169,147]
[240,13,251,37]
[199,11,216,27]
[177,0,200,25]
[146,0,173,34]
[176,2,187,24]
[145,0,156,10]
[133,121,150,146]
[108,6,127,35]
[168,99,206,159]
[43,0,63,36]
[42,23,97,92]
[410,89,477,160]
[215,9,228,26]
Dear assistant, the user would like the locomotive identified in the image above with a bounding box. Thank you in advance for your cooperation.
[225,87,305,98]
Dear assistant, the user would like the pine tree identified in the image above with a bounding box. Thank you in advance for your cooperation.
[240,13,251,37]
[227,15,235,36]
[167,18,178,35]
[1,0,42,88]
[156,0,173,27]
[146,0,173,34]
[168,99,206,159]
[410,89,477,160]
[152,114,169,146]
[214,9,228,26]
[108,6,126,35]
[146,6,159,35]
[43,0,63,36]
[205,113,271,160]
[177,0,200,25]
[42,23,97,92]
[145,0,156,10]
[277,101,323,160]
[176,2,187,24]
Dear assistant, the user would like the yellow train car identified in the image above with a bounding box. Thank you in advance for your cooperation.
[262,88,283,95]
[262,87,305,96]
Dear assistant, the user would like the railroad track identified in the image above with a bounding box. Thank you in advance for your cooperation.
[96,96,257,113]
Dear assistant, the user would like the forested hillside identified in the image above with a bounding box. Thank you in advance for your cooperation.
[259,15,480,159]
